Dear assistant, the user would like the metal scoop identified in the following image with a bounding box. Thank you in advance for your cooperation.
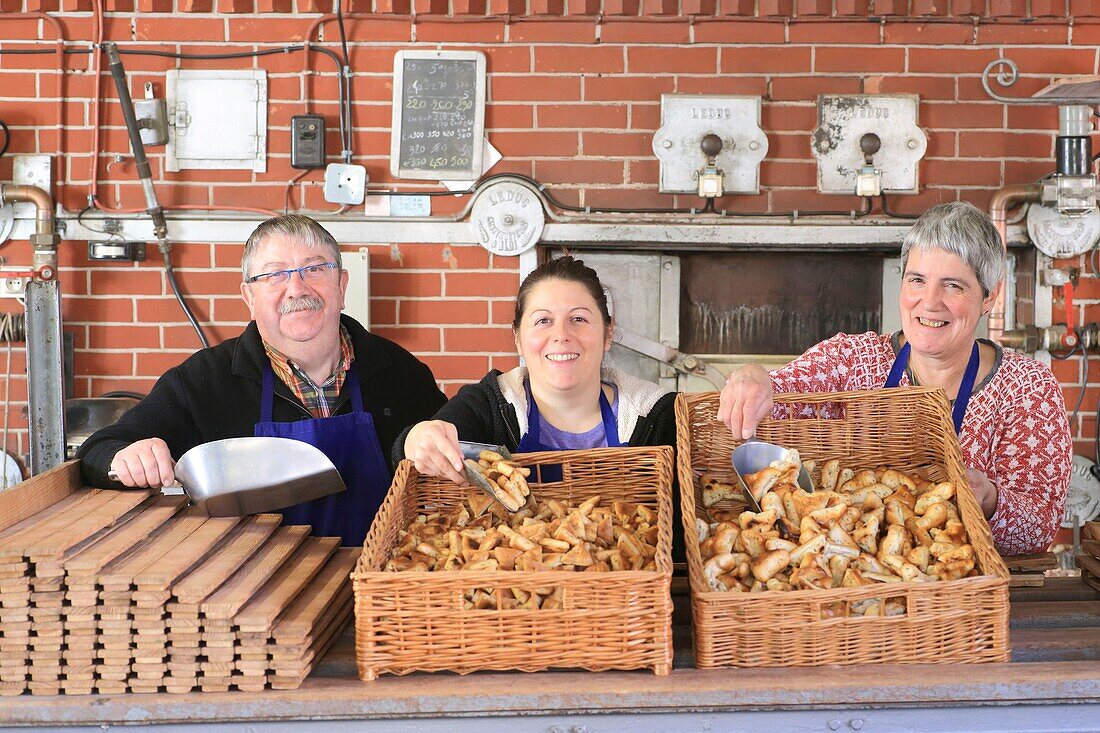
[459,441,531,513]
[108,436,346,517]
[731,438,814,513]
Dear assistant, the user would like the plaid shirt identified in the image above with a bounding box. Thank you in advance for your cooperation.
[263,325,354,418]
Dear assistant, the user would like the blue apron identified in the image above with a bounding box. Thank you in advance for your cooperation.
[517,378,629,460]
[255,362,391,546]
[884,341,980,435]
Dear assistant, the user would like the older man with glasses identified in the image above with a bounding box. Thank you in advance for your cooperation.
[78,214,447,546]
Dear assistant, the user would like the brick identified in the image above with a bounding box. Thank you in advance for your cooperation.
[211,298,251,323]
[603,0,640,12]
[509,19,598,41]
[758,0,793,12]
[676,76,769,95]
[530,0,566,12]
[568,0,602,11]
[582,131,654,157]
[88,325,161,350]
[924,131,956,157]
[923,102,1004,129]
[443,326,517,353]
[694,19,787,42]
[228,18,309,41]
[717,0,755,12]
[1005,104,1059,130]
[373,272,443,298]
[834,0,870,12]
[759,160,817,187]
[956,74,1046,100]
[89,270,164,296]
[373,327,441,353]
[60,0,93,8]
[908,46,1001,72]
[629,103,661,129]
[398,299,490,325]
[721,47,811,74]
[383,243,490,270]
[769,75,863,101]
[537,103,628,128]
[997,47,1098,75]
[816,46,904,72]
[413,0,448,9]
[254,0,294,8]
[761,103,816,131]
[768,131,815,159]
[217,0,253,10]
[683,0,718,11]
[370,299,397,327]
[76,351,135,377]
[491,75,581,102]
[135,297,212,324]
[421,354,491,382]
[922,159,1001,185]
[417,21,506,42]
[883,21,971,44]
[180,0,214,9]
[950,0,985,13]
[1069,0,1100,13]
[26,0,60,8]
[627,46,717,74]
[641,0,678,11]
[988,0,1025,12]
[1003,160,1055,182]
[534,46,624,73]
[444,271,520,297]
[1031,0,1067,13]
[493,130,580,156]
[789,20,881,43]
[602,19,692,42]
[485,104,535,129]
[374,0,412,10]
[796,0,831,13]
[536,158,626,183]
[910,0,948,12]
[585,75,675,101]
[134,18,227,42]
[872,0,908,13]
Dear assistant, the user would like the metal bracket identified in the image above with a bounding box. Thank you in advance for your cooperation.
[614,327,726,388]
[983,58,1100,106]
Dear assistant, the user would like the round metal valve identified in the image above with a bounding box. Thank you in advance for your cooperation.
[1027,203,1100,259]
[700,134,723,158]
[470,180,545,257]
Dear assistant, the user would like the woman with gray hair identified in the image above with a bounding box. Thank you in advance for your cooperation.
[718,201,1070,556]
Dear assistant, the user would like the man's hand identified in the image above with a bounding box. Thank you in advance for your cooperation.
[965,467,999,519]
[110,438,175,488]
[716,365,775,440]
[403,420,467,486]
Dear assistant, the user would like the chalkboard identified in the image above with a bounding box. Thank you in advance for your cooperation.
[390,50,486,181]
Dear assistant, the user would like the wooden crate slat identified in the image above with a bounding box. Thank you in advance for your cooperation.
[272,548,357,644]
[25,490,155,561]
[171,515,282,605]
[0,491,105,559]
[133,517,241,591]
[98,508,210,588]
[200,526,309,620]
[233,537,339,633]
[63,495,187,577]
[0,462,79,534]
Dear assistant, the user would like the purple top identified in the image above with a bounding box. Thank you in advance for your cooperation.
[535,386,619,450]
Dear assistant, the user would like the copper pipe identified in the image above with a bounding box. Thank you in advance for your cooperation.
[988,183,1042,343]
[0,184,59,270]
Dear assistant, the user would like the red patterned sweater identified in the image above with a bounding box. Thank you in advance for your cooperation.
[768,331,1070,556]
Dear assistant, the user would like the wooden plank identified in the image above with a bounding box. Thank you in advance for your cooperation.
[272,548,357,644]
[26,490,154,561]
[1001,552,1058,572]
[200,526,309,620]
[1084,520,1100,541]
[63,495,187,577]
[98,508,209,589]
[171,515,282,605]
[1076,553,1100,579]
[0,491,103,558]
[1009,574,1045,587]
[1082,539,1100,558]
[0,490,123,561]
[132,517,240,591]
[0,461,79,534]
[233,537,339,633]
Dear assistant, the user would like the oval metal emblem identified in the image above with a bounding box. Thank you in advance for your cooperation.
[1064,454,1100,527]
[1027,204,1100,259]
[470,180,545,257]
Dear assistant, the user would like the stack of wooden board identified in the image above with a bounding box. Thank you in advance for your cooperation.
[0,463,356,696]
[1078,521,1100,592]
[1003,552,1058,587]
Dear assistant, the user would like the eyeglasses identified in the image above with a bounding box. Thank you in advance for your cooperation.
[245,262,338,286]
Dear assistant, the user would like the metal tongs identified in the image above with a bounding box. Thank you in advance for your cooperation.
[731,437,815,513]
[459,441,532,513]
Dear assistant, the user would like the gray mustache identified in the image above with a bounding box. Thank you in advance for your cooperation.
[278,295,324,314]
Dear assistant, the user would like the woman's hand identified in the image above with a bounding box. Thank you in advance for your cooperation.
[403,420,468,486]
[717,365,775,440]
[110,437,175,488]
[966,468,999,519]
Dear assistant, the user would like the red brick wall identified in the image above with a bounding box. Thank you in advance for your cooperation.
[1,4,1098,468]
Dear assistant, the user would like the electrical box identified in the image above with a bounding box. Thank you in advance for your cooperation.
[651,95,768,195]
[811,95,927,195]
[342,250,370,329]
[291,115,325,169]
[165,69,268,172]
[134,82,168,147]
[88,241,147,261]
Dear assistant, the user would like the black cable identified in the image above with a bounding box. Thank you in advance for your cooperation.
[879,193,920,220]
[1052,338,1087,428]
[719,194,875,219]
[162,248,210,349]
[0,119,8,158]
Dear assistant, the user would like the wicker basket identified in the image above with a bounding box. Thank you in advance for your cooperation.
[675,387,1009,668]
[353,446,674,679]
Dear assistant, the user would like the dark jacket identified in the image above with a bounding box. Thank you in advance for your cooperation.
[78,314,447,488]
[392,366,678,465]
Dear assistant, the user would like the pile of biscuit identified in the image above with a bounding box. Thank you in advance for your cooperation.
[385,491,660,610]
[464,449,531,511]
[697,454,977,611]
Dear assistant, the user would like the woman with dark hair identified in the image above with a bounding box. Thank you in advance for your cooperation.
[395,256,677,483]
[718,201,1070,556]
